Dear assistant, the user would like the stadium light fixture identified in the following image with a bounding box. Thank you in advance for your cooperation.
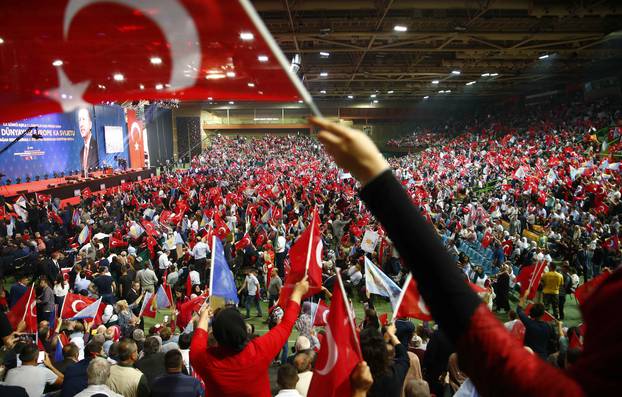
[0,37,4,44]
[347,95,354,99]
[226,71,236,78]
[320,72,328,77]
[320,52,330,57]
[155,83,163,90]
[481,73,490,77]
[52,59,63,67]
[113,73,124,81]
[539,54,549,59]
[150,57,162,65]
[320,90,327,94]
[139,84,145,90]
[229,101,235,104]
[387,90,394,94]
[490,73,499,77]
[466,81,476,86]
[446,89,452,93]
[373,100,379,104]
[247,82,255,87]
[423,96,430,99]
[393,25,408,32]
[240,32,254,41]
[258,55,269,62]
[438,90,445,93]
[432,80,439,84]
[451,70,461,75]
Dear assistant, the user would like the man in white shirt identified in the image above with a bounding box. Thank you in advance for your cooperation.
[274,363,303,397]
[158,249,172,279]
[238,269,262,318]
[191,238,210,264]
[75,357,123,397]
[5,343,63,397]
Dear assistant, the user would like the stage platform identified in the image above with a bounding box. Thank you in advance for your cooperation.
[0,168,156,201]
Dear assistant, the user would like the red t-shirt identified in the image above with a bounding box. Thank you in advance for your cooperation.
[190,300,300,397]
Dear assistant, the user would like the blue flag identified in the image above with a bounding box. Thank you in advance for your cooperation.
[364,257,402,310]
[54,338,64,363]
[211,238,239,304]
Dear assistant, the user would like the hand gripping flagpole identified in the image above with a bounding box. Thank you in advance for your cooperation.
[239,0,322,118]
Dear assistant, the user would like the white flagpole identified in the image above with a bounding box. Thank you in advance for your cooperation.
[22,286,35,324]
[391,273,412,322]
[303,209,316,276]
[238,0,322,117]
[336,270,363,357]
[209,235,216,305]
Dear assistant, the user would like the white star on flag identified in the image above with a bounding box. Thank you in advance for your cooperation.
[45,67,90,112]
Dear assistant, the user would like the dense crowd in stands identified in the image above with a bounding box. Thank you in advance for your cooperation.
[0,95,620,396]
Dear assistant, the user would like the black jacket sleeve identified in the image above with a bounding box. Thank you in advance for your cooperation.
[360,170,481,340]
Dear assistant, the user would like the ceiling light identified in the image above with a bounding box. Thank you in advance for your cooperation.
[490,73,499,76]
[155,83,163,90]
[208,97,213,101]
[52,59,63,67]
[97,84,106,89]
[446,89,452,93]
[539,54,549,60]
[139,84,145,90]
[298,100,304,104]
[393,25,408,32]
[258,55,269,62]
[0,38,4,44]
[466,81,476,86]
[370,94,377,98]
[423,96,430,99]
[113,73,124,81]
[320,52,330,57]
[481,73,490,77]
[320,90,327,94]
[229,101,235,104]
[320,72,328,77]
[387,90,394,94]
[347,95,354,99]
[226,71,236,78]
[451,70,461,75]
[150,56,162,65]
[206,71,226,79]
[438,90,445,93]
[240,32,254,41]
[247,82,255,87]
[373,100,379,104]
[432,80,439,84]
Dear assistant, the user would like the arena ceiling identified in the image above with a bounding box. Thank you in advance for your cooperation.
[253,0,622,100]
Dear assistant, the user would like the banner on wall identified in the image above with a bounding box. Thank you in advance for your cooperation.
[126,109,145,169]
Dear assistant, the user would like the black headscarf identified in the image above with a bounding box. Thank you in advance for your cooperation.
[212,308,248,352]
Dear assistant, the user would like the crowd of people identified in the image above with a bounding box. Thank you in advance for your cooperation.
[0,94,620,396]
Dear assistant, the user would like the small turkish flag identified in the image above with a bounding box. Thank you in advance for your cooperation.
[7,287,38,333]
[307,273,362,397]
[81,187,92,199]
[516,261,547,300]
[575,270,611,305]
[394,273,433,321]
[61,292,98,319]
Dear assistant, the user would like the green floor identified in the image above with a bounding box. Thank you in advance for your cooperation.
[146,290,583,342]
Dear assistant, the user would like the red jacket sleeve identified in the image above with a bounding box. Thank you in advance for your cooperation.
[189,328,210,380]
[457,304,585,397]
[254,300,300,363]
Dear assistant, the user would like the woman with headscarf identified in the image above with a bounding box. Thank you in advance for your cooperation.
[190,276,309,397]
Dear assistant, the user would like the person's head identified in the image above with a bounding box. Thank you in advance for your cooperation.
[85,340,104,358]
[360,327,390,378]
[276,363,299,390]
[87,357,110,386]
[529,303,545,320]
[364,308,380,330]
[295,335,311,353]
[508,310,517,321]
[132,281,141,291]
[293,351,312,373]
[211,307,248,352]
[133,329,146,344]
[159,326,171,342]
[78,108,92,140]
[404,379,431,397]
[63,342,80,361]
[18,343,39,364]
[549,263,557,272]
[164,349,184,374]
[178,332,192,350]
[117,338,139,364]
[143,336,162,355]
[73,322,85,334]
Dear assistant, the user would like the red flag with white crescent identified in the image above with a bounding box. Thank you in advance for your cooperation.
[394,273,433,321]
[0,0,309,124]
[307,273,361,397]
[60,292,98,319]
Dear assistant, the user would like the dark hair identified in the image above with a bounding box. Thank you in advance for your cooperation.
[508,310,517,321]
[117,338,138,362]
[360,327,390,378]
[63,342,80,359]
[549,263,556,271]
[277,363,299,390]
[530,303,545,319]
[85,340,104,357]
[178,332,192,350]
[19,343,39,362]
[364,308,380,330]
[160,327,171,341]
[164,349,183,370]
[143,337,161,355]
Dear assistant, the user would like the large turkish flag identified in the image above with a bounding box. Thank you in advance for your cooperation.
[0,0,302,124]
[126,109,145,169]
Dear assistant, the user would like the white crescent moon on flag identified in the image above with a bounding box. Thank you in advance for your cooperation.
[315,324,338,376]
[130,121,141,141]
[29,301,37,317]
[72,300,86,313]
[315,239,323,267]
[63,0,201,91]
[321,309,329,324]
[418,295,430,316]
